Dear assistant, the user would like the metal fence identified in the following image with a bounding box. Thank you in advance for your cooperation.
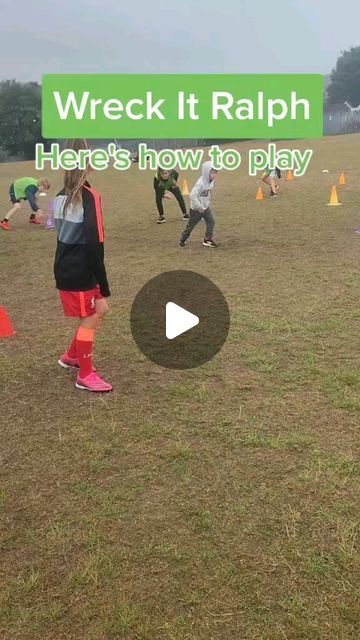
[71,108,360,155]
[117,139,202,151]
[324,106,360,135]
[87,139,242,151]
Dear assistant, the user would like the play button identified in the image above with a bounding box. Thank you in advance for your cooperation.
[166,302,199,340]
[130,270,230,370]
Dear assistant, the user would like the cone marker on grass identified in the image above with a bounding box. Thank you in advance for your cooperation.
[45,199,55,229]
[327,186,342,206]
[45,213,55,229]
[181,179,190,196]
[0,307,15,338]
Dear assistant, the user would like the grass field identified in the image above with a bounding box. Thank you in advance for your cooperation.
[0,134,359,640]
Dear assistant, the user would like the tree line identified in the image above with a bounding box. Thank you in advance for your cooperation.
[0,80,51,162]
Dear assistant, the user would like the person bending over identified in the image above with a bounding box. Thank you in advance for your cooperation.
[153,167,189,224]
[1,177,50,230]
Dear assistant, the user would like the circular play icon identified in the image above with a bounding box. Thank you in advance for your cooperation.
[130,270,230,370]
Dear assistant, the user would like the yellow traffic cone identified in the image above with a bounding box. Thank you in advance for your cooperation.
[327,185,342,206]
[256,187,264,201]
[181,179,190,196]
[286,170,294,181]
[339,173,346,186]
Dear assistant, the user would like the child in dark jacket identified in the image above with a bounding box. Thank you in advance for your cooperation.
[153,168,189,223]
[54,139,112,393]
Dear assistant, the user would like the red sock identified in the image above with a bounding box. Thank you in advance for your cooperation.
[76,327,95,378]
[67,332,78,359]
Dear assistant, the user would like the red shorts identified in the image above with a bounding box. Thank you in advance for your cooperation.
[59,286,103,318]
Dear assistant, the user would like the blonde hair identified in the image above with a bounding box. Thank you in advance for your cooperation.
[63,139,89,212]
[39,177,50,190]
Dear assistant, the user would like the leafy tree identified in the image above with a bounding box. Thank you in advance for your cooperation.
[327,46,360,106]
[0,80,49,160]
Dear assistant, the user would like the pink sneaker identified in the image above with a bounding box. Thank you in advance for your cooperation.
[75,372,113,393]
[58,353,97,372]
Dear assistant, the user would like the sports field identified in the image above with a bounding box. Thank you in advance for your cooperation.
[0,134,359,640]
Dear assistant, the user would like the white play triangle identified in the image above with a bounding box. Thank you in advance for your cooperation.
[166,302,199,340]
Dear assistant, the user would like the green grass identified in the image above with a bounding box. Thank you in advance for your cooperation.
[0,135,360,639]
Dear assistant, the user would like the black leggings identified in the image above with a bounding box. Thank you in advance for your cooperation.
[155,187,187,217]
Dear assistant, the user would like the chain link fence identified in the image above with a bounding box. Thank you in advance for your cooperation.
[324,105,360,135]
[84,109,360,153]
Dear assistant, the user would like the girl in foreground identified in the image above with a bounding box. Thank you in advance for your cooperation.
[54,139,112,392]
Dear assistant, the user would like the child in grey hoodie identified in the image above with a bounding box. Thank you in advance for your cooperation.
[180,161,218,248]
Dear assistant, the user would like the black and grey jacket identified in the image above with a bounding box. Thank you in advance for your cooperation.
[53,182,110,297]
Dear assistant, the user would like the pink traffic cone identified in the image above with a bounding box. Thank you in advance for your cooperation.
[45,199,55,230]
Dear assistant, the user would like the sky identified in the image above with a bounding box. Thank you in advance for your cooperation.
[1,0,359,81]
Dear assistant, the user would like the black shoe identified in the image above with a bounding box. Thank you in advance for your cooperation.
[180,239,187,247]
[270,191,278,198]
[203,237,217,248]
[182,213,189,220]
[157,216,166,224]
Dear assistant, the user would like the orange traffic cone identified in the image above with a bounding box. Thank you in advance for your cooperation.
[0,306,15,338]
[181,179,190,196]
[286,170,294,181]
[339,173,346,186]
[327,186,342,206]
[256,187,264,201]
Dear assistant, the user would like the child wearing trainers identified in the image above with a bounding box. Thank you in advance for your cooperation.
[154,167,189,223]
[180,161,218,248]
[260,163,282,197]
[0,177,50,230]
[54,139,112,393]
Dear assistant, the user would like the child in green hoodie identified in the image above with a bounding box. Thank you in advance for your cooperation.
[153,168,189,224]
